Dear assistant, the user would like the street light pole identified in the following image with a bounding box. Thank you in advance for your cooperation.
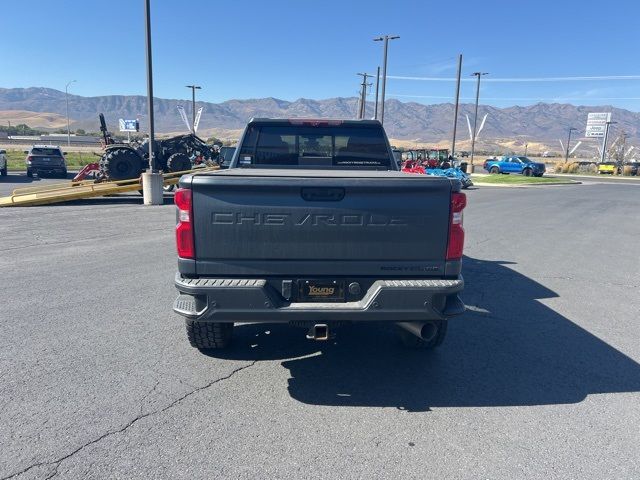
[65,80,76,147]
[373,66,380,120]
[600,120,616,164]
[373,35,399,125]
[185,85,201,133]
[141,0,163,205]
[565,127,576,163]
[470,72,488,171]
[450,54,463,158]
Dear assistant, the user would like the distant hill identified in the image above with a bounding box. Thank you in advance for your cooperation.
[1,87,638,155]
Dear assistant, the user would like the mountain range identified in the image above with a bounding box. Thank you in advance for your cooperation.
[1,87,638,155]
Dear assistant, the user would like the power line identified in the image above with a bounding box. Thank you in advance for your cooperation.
[387,74,640,82]
[387,93,640,101]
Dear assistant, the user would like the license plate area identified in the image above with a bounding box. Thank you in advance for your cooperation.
[298,280,345,302]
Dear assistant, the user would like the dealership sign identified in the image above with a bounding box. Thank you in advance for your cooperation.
[585,112,611,138]
[118,119,139,132]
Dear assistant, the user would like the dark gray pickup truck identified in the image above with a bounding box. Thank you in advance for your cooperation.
[173,119,466,351]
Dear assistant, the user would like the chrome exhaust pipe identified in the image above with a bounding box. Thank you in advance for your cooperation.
[396,321,438,341]
[306,323,329,341]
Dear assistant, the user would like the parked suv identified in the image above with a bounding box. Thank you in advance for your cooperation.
[25,145,67,178]
[0,149,7,176]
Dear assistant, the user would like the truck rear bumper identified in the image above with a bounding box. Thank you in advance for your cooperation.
[173,274,465,323]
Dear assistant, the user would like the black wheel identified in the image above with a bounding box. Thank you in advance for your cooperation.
[397,320,448,349]
[1,167,7,176]
[26,169,33,178]
[101,148,143,180]
[167,153,192,173]
[186,320,233,350]
[490,166,500,174]
[60,169,68,179]
[523,168,533,177]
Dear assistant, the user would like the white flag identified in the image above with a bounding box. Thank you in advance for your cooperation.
[193,107,204,133]
[177,105,191,132]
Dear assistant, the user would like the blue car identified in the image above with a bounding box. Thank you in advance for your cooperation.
[484,156,546,177]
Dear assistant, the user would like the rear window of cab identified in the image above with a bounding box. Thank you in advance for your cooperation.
[237,124,392,169]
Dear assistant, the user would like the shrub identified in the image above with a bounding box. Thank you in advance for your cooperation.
[577,164,597,174]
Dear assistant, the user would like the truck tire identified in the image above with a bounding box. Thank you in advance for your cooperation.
[523,168,533,177]
[397,320,448,349]
[26,169,33,178]
[167,153,191,173]
[185,320,233,349]
[1,167,7,176]
[101,149,143,180]
[490,166,500,174]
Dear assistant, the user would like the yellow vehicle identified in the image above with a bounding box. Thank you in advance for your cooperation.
[598,162,618,174]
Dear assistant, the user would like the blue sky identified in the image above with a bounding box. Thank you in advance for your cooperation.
[2,0,640,110]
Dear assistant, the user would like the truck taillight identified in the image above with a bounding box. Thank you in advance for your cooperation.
[175,188,194,259]
[446,192,466,261]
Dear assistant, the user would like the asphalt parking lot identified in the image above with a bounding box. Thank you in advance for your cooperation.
[1,179,639,479]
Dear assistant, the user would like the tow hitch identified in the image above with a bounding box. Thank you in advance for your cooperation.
[306,323,329,341]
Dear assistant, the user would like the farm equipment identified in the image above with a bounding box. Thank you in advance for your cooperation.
[402,148,452,169]
[401,150,473,189]
[95,114,215,181]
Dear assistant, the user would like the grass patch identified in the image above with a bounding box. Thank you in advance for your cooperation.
[5,149,101,170]
[472,174,574,185]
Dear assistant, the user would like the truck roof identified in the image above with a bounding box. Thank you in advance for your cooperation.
[248,118,382,127]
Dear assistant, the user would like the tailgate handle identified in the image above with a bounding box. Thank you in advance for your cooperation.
[301,187,345,202]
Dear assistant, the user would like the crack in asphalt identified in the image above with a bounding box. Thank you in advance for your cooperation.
[1,361,257,480]
[138,379,162,416]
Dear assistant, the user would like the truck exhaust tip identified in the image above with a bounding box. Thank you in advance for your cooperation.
[396,321,438,342]
[306,324,329,341]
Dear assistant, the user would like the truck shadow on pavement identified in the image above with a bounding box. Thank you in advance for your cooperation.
[206,256,640,411]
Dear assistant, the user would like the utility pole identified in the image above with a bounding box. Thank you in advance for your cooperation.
[373,66,380,120]
[65,80,76,147]
[142,0,162,205]
[524,143,528,156]
[470,72,488,171]
[373,35,399,125]
[450,54,463,159]
[357,73,371,119]
[565,127,577,163]
[600,120,616,164]
[185,85,201,132]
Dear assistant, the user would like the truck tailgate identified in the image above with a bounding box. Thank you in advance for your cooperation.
[189,169,455,277]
